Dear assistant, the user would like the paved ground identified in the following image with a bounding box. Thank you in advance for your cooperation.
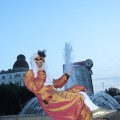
[30,111,120,120]
[93,110,120,120]
[0,111,119,120]
[44,111,120,120]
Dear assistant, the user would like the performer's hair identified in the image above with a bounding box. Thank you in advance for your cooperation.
[38,50,46,58]
[38,50,46,57]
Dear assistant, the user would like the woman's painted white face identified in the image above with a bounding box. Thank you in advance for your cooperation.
[35,56,45,68]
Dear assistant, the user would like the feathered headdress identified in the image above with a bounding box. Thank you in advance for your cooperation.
[38,50,46,58]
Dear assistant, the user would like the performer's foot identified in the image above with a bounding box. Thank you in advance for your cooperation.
[92,107,117,118]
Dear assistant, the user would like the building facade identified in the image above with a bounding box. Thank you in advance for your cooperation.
[0,54,29,86]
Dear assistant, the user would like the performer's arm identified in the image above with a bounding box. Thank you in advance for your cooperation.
[53,73,70,88]
[53,67,74,88]
[24,70,43,92]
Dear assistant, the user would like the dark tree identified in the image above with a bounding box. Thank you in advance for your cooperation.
[105,87,120,97]
[0,83,35,115]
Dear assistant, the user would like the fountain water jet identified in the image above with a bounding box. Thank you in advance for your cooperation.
[19,97,45,115]
[63,42,77,89]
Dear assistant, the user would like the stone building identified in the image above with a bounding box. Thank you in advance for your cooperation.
[0,54,29,86]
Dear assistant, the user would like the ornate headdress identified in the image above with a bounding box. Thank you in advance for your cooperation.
[30,50,53,85]
[30,50,46,78]
[38,50,46,58]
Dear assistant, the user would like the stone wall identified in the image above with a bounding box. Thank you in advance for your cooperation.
[0,115,51,120]
[0,111,120,120]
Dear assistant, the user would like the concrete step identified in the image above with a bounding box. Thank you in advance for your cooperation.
[0,111,120,120]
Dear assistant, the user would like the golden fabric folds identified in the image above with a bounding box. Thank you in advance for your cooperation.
[24,70,92,120]
[53,74,69,88]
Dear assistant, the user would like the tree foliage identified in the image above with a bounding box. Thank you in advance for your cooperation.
[105,87,120,97]
[0,83,35,115]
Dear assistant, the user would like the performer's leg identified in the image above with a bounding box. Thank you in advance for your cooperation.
[79,91,99,111]
[79,92,117,118]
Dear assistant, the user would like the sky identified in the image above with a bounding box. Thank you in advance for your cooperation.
[0,0,120,93]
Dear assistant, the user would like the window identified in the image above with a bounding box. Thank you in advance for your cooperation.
[2,76,5,79]
[10,75,12,79]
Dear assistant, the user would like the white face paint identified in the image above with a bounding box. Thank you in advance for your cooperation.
[34,56,45,68]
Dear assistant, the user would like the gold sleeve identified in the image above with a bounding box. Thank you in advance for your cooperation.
[53,73,69,88]
[24,70,43,92]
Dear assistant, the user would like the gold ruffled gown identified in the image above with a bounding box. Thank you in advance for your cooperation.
[24,70,92,120]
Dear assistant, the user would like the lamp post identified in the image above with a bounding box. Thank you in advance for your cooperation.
[102,82,104,91]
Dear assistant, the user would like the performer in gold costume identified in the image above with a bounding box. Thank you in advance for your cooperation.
[24,50,116,120]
